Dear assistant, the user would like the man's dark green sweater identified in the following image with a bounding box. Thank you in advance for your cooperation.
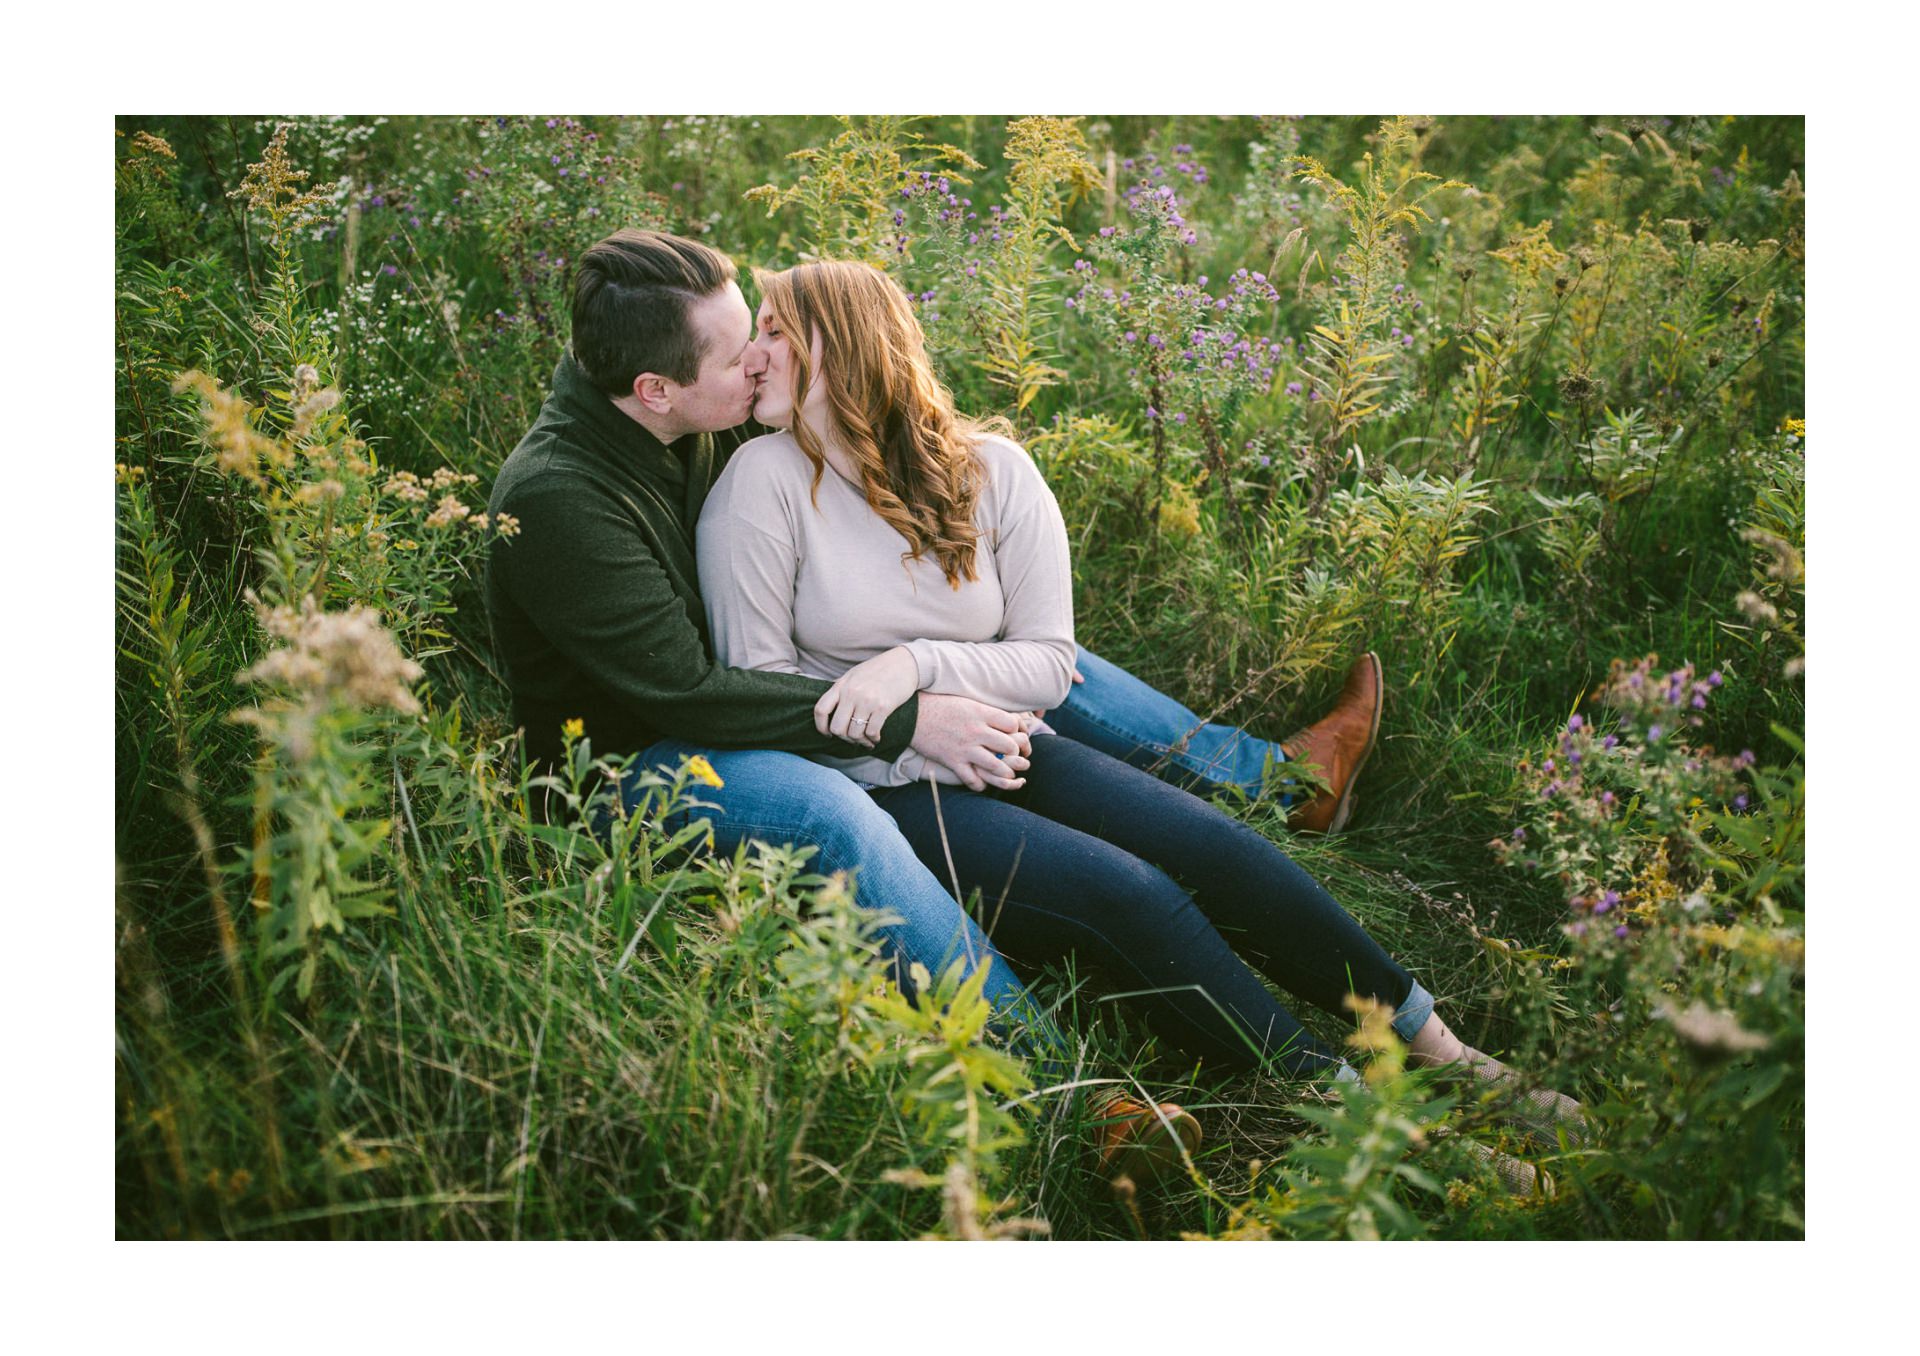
[485,355,919,771]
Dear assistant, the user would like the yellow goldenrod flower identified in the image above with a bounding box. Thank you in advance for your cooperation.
[1783,417,1805,438]
[685,754,725,789]
[561,718,585,740]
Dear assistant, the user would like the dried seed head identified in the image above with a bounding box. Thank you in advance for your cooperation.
[171,370,286,484]
[1556,369,1605,406]
[1656,1001,1771,1064]
[240,595,423,715]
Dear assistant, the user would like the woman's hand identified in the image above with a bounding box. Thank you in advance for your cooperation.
[816,645,921,746]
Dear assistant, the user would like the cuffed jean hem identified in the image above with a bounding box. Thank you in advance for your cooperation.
[1391,979,1437,1044]
[1329,981,1434,1085]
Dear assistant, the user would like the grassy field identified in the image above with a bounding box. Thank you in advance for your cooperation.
[114,114,1804,1240]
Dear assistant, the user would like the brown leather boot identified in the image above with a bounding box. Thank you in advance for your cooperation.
[1094,1095,1203,1184]
[1280,652,1383,834]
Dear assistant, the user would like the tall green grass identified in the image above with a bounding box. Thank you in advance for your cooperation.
[115,115,1804,1240]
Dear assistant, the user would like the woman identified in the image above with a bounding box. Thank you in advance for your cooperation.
[696,260,1579,1136]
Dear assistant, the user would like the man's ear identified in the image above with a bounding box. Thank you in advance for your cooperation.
[630,372,674,416]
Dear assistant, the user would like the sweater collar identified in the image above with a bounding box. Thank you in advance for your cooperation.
[549,353,699,490]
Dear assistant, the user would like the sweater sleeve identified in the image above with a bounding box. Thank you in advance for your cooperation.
[902,441,1076,711]
[492,471,917,758]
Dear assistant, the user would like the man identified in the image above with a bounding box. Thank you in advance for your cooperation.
[484,228,1379,1010]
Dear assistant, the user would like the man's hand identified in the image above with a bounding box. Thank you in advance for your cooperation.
[911,693,1034,792]
[816,646,920,747]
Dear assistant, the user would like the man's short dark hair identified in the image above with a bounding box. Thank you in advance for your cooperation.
[571,229,738,395]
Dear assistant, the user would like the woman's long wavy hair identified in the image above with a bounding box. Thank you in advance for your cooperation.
[753,261,1010,588]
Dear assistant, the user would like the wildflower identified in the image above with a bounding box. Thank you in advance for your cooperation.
[239,596,423,716]
[1567,714,1583,732]
[561,718,585,740]
[292,478,346,505]
[131,131,176,160]
[425,494,472,529]
[172,370,287,484]
[290,386,341,441]
[684,755,726,789]
[1656,1001,1771,1064]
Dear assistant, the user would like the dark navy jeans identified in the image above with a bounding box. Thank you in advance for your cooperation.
[867,734,1434,1078]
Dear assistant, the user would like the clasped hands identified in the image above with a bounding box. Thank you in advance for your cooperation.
[813,645,1036,792]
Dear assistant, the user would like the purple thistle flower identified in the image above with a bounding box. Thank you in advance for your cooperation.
[1614,925,1630,939]
[1647,724,1664,742]
[1734,793,1750,810]
[1568,714,1584,732]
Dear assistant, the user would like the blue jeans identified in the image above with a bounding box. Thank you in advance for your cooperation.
[625,740,1047,1034]
[1043,647,1290,802]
